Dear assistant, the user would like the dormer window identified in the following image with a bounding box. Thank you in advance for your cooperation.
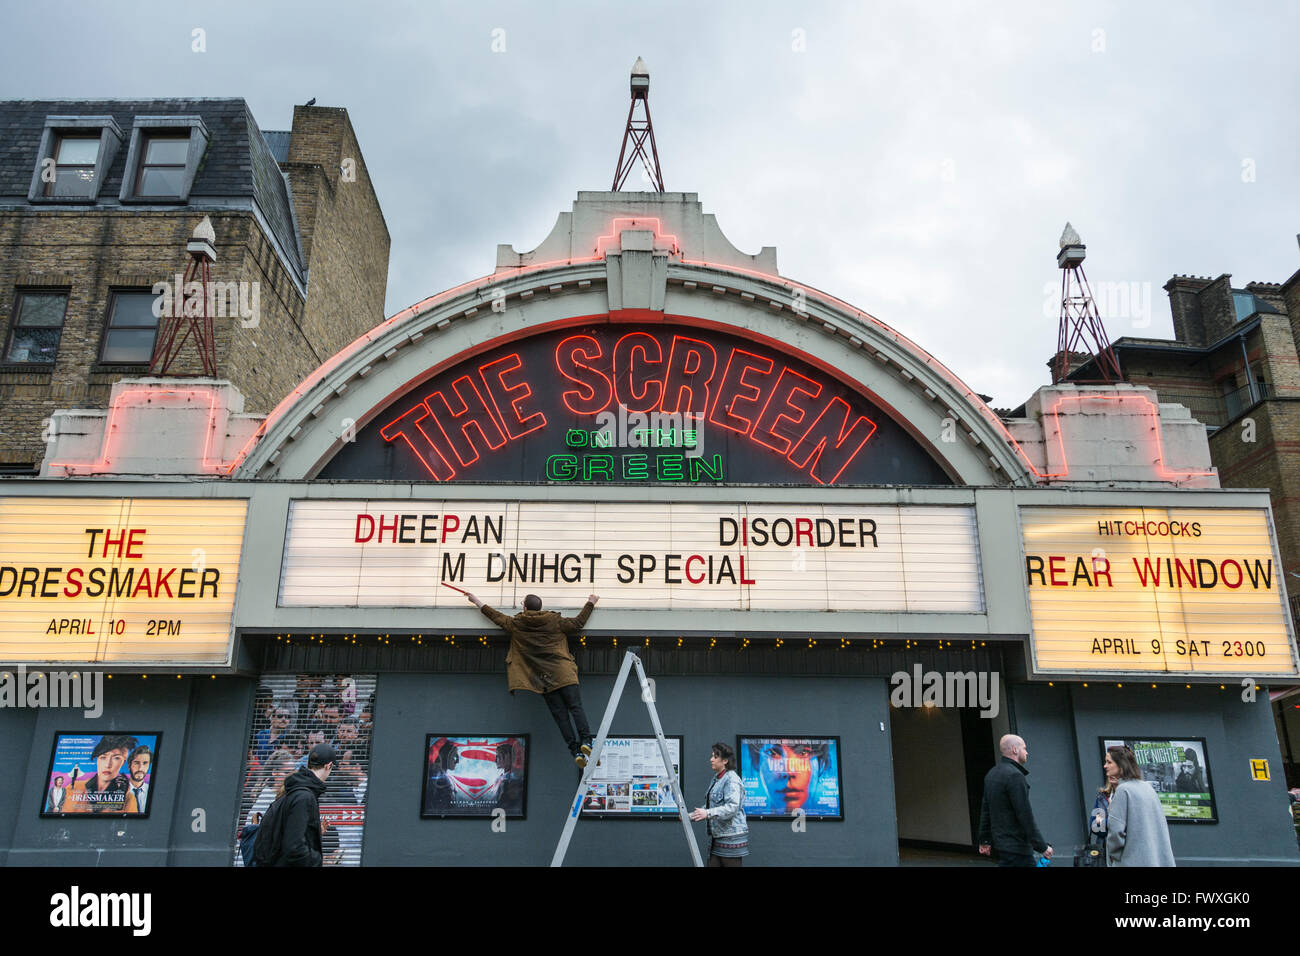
[119,115,209,203]
[27,116,123,203]
[135,133,190,196]
[45,135,100,198]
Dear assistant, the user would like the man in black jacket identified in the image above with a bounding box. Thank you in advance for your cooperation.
[275,742,338,867]
[977,734,1052,866]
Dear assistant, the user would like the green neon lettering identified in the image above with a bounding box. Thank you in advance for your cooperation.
[546,455,579,480]
[623,454,650,480]
[657,454,685,481]
[688,454,724,482]
[583,455,615,481]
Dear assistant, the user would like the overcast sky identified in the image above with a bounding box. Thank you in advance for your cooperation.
[3,1,1297,407]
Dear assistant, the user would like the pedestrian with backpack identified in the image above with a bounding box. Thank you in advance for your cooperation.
[252,742,340,867]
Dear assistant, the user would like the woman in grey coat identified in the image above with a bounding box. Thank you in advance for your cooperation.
[690,741,749,866]
[1105,745,1176,867]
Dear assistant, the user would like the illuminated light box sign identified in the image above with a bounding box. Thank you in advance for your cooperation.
[317,322,953,486]
[278,500,983,612]
[0,497,247,664]
[1021,506,1298,676]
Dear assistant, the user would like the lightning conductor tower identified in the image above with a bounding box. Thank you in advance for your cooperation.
[1054,222,1121,384]
[149,215,219,376]
[612,57,665,192]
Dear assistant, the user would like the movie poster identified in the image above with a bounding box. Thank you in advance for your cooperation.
[42,732,159,818]
[581,736,682,817]
[738,735,843,820]
[1100,737,1217,823]
[422,735,529,818]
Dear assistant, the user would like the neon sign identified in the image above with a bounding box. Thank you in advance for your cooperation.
[324,323,950,486]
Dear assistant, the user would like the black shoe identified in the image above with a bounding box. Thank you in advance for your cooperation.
[574,751,588,769]
[579,742,592,757]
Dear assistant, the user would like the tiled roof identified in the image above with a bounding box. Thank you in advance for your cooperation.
[241,110,303,278]
[0,98,304,281]
[261,129,291,164]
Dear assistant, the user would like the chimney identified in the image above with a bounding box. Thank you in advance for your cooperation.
[1162,275,1215,346]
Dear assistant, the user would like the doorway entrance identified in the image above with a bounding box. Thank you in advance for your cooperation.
[892,702,998,862]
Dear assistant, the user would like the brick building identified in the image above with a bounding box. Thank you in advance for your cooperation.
[1065,262,1300,784]
[1067,271,1300,583]
[0,98,389,472]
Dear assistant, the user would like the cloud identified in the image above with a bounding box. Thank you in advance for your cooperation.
[2,0,1297,408]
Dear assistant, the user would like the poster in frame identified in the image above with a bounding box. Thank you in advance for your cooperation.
[420,734,529,819]
[1099,737,1218,824]
[41,731,160,819]
[737,734,843,821]
[580,735,683,819]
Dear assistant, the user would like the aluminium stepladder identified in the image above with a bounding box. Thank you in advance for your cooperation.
[550,649,704,867]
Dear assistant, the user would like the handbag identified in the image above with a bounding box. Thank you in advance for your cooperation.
[1073,832,1106,868]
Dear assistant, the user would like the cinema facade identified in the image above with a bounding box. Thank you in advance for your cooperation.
[2,192,1298,866]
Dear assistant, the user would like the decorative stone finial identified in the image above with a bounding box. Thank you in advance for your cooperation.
[192,215,216,244]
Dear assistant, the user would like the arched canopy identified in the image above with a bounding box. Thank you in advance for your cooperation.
[231,200,1032,486]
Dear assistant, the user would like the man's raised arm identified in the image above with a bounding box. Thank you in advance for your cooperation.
[560,594,600,634]
[465,592,512,630]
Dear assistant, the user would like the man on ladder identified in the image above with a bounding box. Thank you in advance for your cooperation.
[463,591,599,771]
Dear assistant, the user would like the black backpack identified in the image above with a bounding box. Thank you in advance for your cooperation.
[238,823,260,867]
[250,793,291,867]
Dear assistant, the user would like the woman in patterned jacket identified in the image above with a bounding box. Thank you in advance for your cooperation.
[690,742,749,866]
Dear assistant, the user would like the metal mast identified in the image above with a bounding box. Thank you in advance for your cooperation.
[612,57,665,191]
[150,216,219,376]
[1054,222,1121,384]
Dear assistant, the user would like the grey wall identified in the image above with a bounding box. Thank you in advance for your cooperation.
[1275,699,1300,768]
[1001,682,1084,857]
[0,706,38,866]
[168,676,258,865]
[1069,685,1298,865]
[0,675,255,866]
[364,672,896,866]
[6,671,1293,866]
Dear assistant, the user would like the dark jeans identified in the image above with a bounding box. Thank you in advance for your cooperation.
[543,684,592,754]
[707,854,743,868]
[996,851,1036,867]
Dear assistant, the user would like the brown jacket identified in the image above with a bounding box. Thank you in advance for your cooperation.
[480,602,594,694]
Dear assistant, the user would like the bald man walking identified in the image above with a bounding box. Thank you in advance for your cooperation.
[977,734,1052,866]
